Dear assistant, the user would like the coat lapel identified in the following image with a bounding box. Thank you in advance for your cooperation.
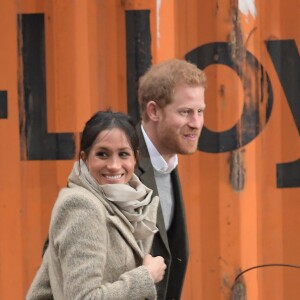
[135,125,170,255]
[107,215,144,258]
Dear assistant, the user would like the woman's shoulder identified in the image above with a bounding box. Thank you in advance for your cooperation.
[53,186,107,216]
[49,186,110,236]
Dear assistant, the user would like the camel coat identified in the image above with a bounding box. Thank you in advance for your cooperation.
[26,164,159,300]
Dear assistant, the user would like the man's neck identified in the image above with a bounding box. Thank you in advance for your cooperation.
[141,123,178,170]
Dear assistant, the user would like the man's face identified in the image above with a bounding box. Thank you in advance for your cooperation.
[155,84,205,157]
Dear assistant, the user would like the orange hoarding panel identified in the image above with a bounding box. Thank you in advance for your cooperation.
[0,0,299,299]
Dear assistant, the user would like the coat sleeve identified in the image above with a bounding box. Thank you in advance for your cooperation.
[50,191,156,300]
[26,250,54,300]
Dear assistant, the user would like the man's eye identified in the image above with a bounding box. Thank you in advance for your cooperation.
[180,110,190,116]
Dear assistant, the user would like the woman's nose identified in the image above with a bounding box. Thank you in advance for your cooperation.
[106,156,121,169]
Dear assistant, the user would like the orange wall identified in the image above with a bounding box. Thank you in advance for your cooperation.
[0,1,299,299]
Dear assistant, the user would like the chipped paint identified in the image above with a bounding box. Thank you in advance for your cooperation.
[238,0,257,19]
[229,150,246,192]
[156,0,161,48]
[229,7,244,68]
[231,278,247,300]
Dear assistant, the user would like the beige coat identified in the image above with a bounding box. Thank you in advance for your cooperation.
[26,164,159,300]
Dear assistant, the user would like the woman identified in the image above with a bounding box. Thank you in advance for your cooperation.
[26,111,166,300]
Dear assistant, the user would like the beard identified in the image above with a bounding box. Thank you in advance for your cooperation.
[159,128,200,156]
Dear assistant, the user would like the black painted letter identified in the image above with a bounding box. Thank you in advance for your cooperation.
[186,42,273,153]
[266,40,300,188]
[18,14,75,160]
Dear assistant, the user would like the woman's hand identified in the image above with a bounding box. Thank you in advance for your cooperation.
[143,254,166,283]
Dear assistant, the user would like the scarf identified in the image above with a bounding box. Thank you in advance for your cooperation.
[68,160,158,241]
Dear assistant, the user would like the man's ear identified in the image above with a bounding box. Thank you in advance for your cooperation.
[146,101,160,122]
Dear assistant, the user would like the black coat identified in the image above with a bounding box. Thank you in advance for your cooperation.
[135,125,189,300]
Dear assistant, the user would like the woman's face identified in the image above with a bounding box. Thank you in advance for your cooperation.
[83,128,136,185]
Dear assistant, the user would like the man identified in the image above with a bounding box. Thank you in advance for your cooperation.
[134,58,207,300]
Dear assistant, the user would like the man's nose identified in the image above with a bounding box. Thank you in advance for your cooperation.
[188,113,203,129]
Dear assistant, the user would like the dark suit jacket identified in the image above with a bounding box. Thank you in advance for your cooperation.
[135,125,189,300]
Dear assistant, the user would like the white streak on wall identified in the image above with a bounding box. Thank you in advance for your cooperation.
[156,0,161,48]
[238,0,257,19]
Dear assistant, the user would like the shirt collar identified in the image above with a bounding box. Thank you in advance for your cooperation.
[141,124,178,174]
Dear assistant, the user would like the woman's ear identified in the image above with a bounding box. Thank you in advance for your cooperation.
[80,151,86,161]
[146,101,160,122]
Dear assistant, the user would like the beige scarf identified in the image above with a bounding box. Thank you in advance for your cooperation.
[70,160,158,241]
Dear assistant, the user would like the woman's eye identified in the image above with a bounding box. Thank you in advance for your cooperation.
[119,152,130,158]
[96,151,108,158]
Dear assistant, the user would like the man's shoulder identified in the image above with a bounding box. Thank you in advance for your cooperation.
[136,125,152,168]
